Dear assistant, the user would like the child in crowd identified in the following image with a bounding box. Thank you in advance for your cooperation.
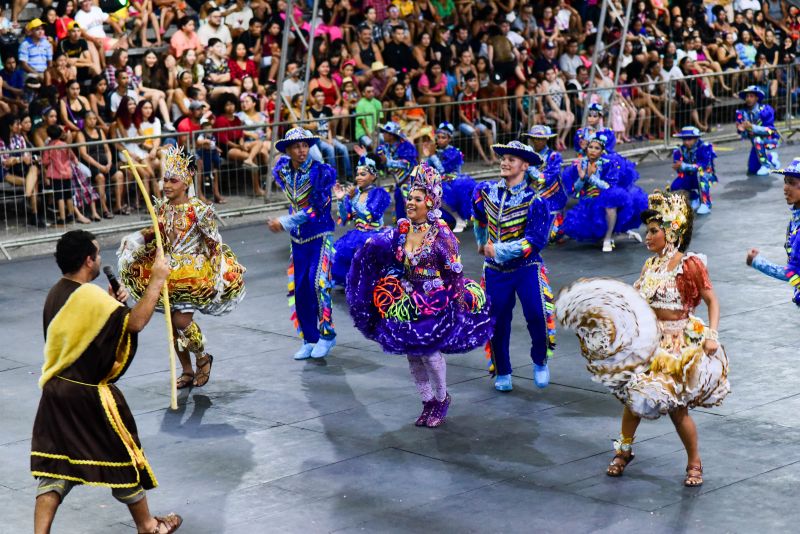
[42,124,85,224]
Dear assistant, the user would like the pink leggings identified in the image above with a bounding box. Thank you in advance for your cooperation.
[407,352,447,402]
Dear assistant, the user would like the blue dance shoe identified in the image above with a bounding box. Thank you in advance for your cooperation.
[494,374,513,391]
[311,337,336,358]
[533,363,550,389]
[293,343,315,360]
[696,204,711,215]
[756,166,770,176]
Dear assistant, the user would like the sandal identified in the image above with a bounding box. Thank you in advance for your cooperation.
[606,451,635,477]
[176,372,194,389]
[684,464,703,487]
[192,354,214,387]
[138,513,183,534]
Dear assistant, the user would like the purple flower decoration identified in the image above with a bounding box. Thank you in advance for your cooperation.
[450,262,463,274]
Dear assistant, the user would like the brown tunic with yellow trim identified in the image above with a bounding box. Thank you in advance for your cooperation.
[31,278,157,490]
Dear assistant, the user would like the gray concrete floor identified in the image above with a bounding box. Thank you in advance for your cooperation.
[2,143,800,533]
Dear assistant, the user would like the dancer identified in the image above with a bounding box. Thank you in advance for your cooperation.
[574,102,612,156]
[747,157,800,304]
[473,141,555,391]
[423,122,477,233]
[557,191,729,487]
[331,155,391,288]
[670,126,718,215]
[562,132,647,252]
[118,147,246,389]
[736,85,781,176]
[33,230,183,534]
[522,125,567,242]
[362,121,417,221]
[267,127,338,360]
[346,163,493,427]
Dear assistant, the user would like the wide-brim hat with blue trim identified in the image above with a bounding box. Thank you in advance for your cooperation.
[435,121,455,137]
[773,157,800,178]
[739,85,765,102]
[492,140,543,166]
[673,126,703,138]
[379,121,405,138]
[587,102,604,114]
[522,125,556,139]
[275,127,319,153]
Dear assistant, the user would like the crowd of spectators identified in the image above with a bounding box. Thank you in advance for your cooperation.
[1,0,799,228]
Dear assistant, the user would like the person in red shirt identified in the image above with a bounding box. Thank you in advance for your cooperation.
[457,73,495,165]
[42,124,87,224]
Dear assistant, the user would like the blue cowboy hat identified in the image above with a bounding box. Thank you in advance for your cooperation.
[738,85,765,102]
[275,127,319,153]
[492,140,543,166]
[522,125,557,139]
[379,121,406,138]
[673,126,703,138]
[773,157,800,178]
[435,121,455,136]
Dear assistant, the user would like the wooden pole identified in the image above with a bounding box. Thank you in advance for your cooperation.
[121,150,178,410]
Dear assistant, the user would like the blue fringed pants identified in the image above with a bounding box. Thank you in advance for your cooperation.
[288,236,336,344]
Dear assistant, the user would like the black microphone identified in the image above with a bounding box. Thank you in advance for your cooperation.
[103,266,121,294]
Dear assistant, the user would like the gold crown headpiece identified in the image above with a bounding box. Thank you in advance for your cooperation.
[646,190,690,244]
[163,145,195,184]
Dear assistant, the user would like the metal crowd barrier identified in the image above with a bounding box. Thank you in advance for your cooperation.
[1,63,797,258]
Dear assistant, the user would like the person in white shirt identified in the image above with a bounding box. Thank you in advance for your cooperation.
[197,8,232,53]
[75,0,125,57]
[559,39,582,80]
[223,0,253,40]
[281,62,305,101]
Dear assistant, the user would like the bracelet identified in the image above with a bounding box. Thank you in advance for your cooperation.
[704,328,719,341]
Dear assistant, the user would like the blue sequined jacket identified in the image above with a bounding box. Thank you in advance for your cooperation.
[752,208,800,305]
[274,156,337,242]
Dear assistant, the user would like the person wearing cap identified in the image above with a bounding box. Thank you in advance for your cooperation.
[523,125,567,242]
[368,120,418,220]
[368,60,394,101]
[671,126,718,215]
[330,155,391,288]
[346,163,493,428]
[736,85,781,176]
[267,127,338,360]
[747,157,800,306]
[562,132,647,253]
[423,121,475,232]
[18,19,53,77]
[59,20,101,79]
[473,141,555,391]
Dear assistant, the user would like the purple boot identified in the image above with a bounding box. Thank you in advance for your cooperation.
[426,393,451,428]
[415,400,436,426]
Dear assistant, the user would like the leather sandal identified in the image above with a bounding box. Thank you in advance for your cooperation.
[176,372,194,389]
[606,451,635,477]
[138,513,183,533]
[684,464,703,487]
[192,355,213,387]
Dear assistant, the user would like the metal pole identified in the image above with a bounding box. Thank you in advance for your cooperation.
[582,0,610,128]
[663,78,671,149]
[787,64,793,131]
[612,0,634,94]
[299,0,320,113]
[266,0,296,201]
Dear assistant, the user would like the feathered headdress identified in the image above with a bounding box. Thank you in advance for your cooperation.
[163,145,195,185]
[645,190,690,244]
[409,162,443,219]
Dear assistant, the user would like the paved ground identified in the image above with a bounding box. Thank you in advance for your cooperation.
[2,143,800,533]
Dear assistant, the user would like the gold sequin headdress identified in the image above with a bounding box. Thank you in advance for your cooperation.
[645,190,690,244]
[163,145,195,185]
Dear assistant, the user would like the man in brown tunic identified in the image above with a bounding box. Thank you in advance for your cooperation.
[32,230,182,534]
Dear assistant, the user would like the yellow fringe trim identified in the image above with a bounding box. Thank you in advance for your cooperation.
[31,451,133,467]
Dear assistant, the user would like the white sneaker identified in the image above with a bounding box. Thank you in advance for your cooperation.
[626,230,642,243]
[756,166,770,176]
[696,204,711,215]
[453,217,467,233]
[602,239,614,252]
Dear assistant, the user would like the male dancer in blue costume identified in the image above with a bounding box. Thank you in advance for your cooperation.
[747,157,800,302]
[736,85,781,176]
[473,141,556,391]
[670,126,718,215]
[267,127,337,360]
[372,121,418,220]
[523,125,567,242]
[425,122,476,233]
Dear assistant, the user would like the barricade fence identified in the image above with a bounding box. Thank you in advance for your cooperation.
[1,63,797,256]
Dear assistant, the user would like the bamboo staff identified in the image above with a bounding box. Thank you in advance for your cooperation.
[121,150,178,410]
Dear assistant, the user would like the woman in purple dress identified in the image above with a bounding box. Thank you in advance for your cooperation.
[346,163,493,428]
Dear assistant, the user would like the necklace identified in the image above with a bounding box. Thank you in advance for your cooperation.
[410,221,431,233]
